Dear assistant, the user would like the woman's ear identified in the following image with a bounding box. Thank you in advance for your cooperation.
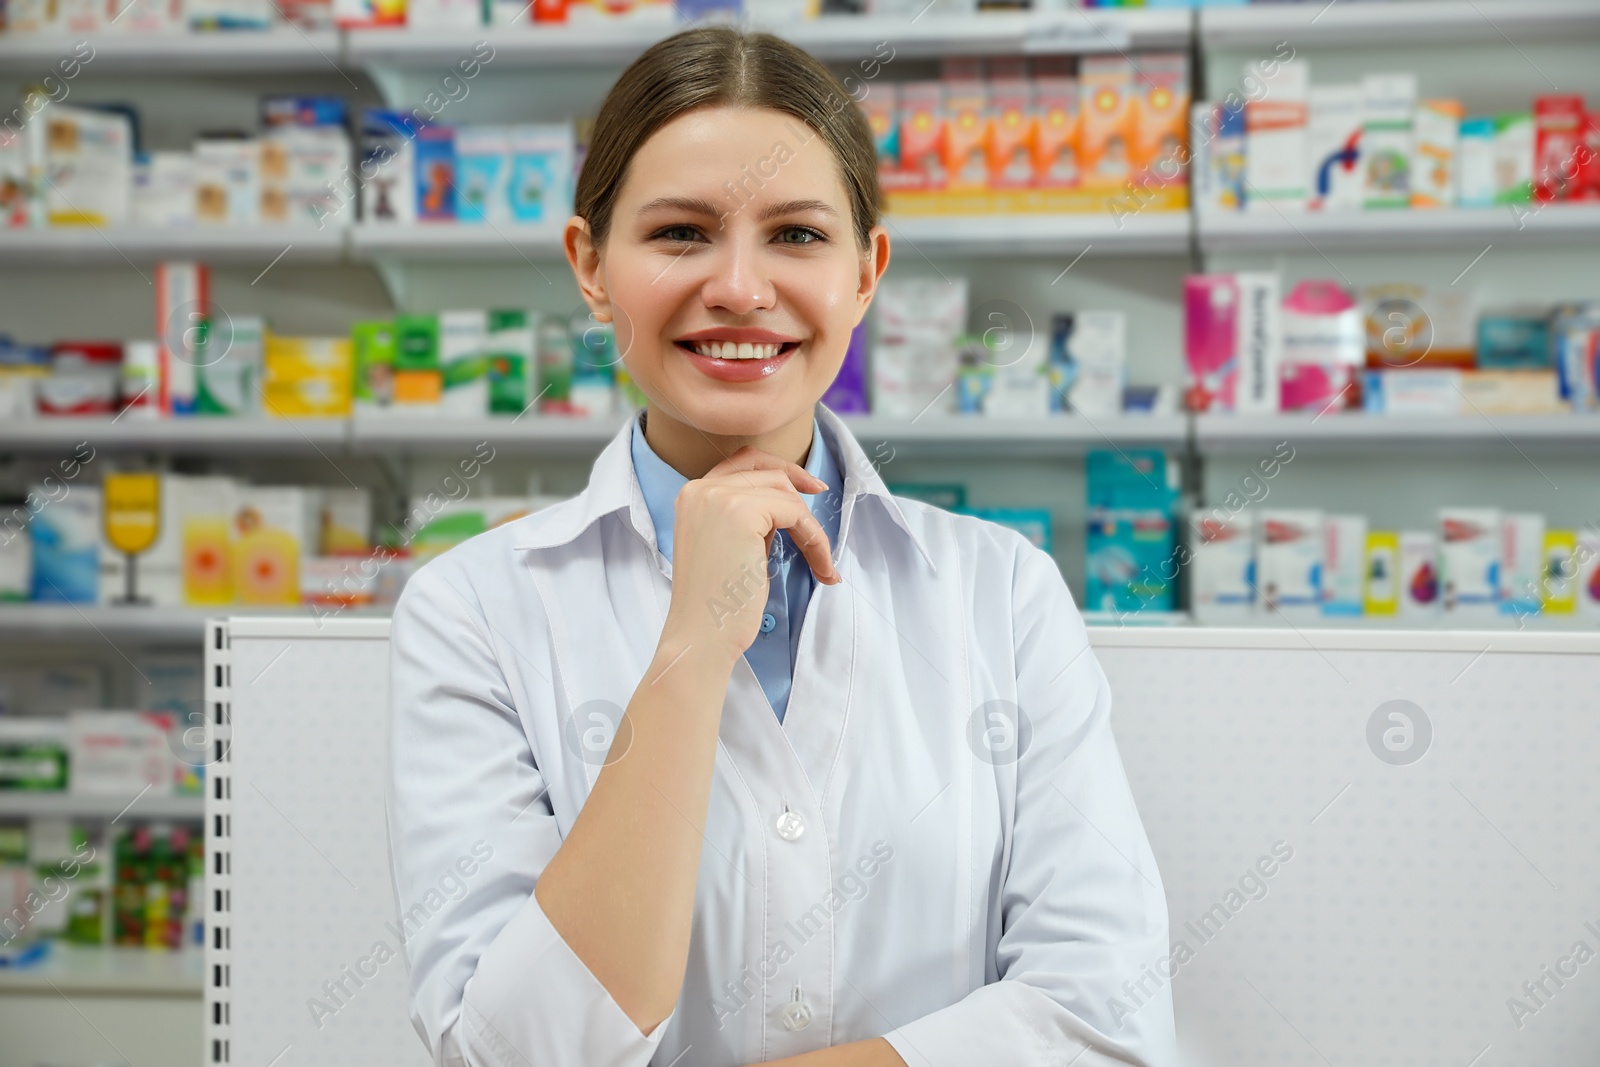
[565,215,613,324]
[853,222,891,326]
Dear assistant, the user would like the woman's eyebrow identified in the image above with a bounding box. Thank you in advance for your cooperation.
[636,196,724,218]
[756,199,839,222]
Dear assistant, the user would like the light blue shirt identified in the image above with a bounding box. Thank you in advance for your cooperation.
[629,408,842,724]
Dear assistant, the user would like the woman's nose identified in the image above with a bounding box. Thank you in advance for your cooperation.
[699,239,776,315]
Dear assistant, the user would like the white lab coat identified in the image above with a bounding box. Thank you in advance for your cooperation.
[385,402,1178,1067]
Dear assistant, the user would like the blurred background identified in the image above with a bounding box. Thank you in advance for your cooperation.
[1,0,1598,1063]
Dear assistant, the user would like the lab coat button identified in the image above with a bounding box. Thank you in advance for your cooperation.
[760,613,776,633]
[774,810,805,841]
[781,1001,812,1031]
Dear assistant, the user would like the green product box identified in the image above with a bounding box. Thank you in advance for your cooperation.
[0,719,69,791]
[486,309,536,416]
[536,318,573,406]
[394,314,441,372]
[351,320,397,407]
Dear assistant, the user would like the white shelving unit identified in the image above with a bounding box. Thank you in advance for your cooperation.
[0,603,387,644]
[0,791,204,820]
[0,27,342,72]
[0,415,346,455]
[0,944,203,996]
[346,8,1191,67]
[0,226,344,266]
[1194,412,1600,457]
[1197,203,1600,253]
[1199,0,1600,49]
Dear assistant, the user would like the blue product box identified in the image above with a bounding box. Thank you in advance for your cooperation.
[29,487,100,604]
[1084,450,1179,614]
[1476,314,1551,370]
[956,507,1053,554]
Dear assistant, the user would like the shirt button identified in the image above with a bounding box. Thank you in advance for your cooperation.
[760,612,776,634]
[781,1000,812,1031]
[774,809,805,842]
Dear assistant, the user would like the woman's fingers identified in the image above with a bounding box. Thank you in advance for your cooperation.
[703,444,828,496]
[740,487,840,585]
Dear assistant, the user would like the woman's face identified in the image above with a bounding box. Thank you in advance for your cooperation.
[568,105,889,439]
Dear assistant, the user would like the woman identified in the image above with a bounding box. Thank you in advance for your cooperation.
[386,27,1176,1067]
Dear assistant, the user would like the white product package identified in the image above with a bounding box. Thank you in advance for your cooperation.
[1064,310,1126,417]
[439,309,491,416]
[1190,510,1255,622]
[1439,507,1502,615]
[1360,73,1417,209]
[1235,272,1283,414]
[132,151,196,228]
[872,278,968,419]
[1321,514,1367,616]
[42,105,134,227]
[1307,84,1363,211]
[1244,58,1310,212]
[1258,508,1323,618]
[67,710,176,796]
[1499,512,1545,616]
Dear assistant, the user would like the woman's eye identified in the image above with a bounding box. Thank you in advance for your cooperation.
[654,225,702,243]
[776,227,824,245]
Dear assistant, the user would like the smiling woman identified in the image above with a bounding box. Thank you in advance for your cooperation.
[386,25,1176,1067]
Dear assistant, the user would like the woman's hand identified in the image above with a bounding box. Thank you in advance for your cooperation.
[661,445,841,667]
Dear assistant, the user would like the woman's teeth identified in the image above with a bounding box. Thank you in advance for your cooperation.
[688,341,784,361]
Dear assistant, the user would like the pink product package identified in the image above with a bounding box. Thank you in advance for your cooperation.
[1280,279,1363,412]
[1184,275,1239,411]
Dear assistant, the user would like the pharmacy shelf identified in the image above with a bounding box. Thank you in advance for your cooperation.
[1195,412,1600,457]
[0,226,344,266]
[0,27,343,73]
[0,944,203,997]
[346,9,1190,68]
[0,416,346,456]
[351,412,1189,458]
[1196,203,1600,254]
[1199,0,1600,49]
[1215,611,1598,633]
[0,603,388,645]
[348,221,564,261]
[886,211,1190,258]
[351,410,625,454]
[0,792,203,821]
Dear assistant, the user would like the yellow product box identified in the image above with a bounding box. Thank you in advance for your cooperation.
[97,473,236,607]
[1541,530,1578,614]
[1456,370,1564,414]
[1363,530,1400,615]
[263,334,353,418]
[231,487,318,606]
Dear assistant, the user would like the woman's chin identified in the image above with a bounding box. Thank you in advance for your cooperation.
[660,393,811,440]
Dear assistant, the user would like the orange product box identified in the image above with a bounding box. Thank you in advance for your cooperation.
[1031,75,1080,189]
[987,77,1035,191]
[862,81,906,191]
[1132,53,1190,188]
[898,82,947,193]
[1079,57,1134,191]
[941,75,990,192]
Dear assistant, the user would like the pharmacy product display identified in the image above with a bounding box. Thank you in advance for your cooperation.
[0,710,201,796]
[1194,62,1600,214]
[869,54,1190,216]
[0,818,203,963]
[1190,507,1600,624]
[0,93,577,231]
[1083,448,1182,616]
[1183,272,1600,415]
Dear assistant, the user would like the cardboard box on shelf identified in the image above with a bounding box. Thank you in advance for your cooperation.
[1439,507,1501,616]
[67,711,176,797]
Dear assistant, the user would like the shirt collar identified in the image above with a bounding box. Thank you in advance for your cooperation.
[630,409,841,566]
[510,402,938,575]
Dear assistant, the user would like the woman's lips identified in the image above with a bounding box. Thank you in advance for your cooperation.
[676,339,799,383]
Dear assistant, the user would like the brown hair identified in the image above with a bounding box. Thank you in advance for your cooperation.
[575,27,882,251]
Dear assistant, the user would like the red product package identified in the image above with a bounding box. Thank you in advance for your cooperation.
[1581,111,1600,200]
[897,82,946,193]
[1534,93,1586,203]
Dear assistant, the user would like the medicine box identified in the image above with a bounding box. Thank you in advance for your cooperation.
[1542,529,1579,614]
[1244,58,1309,212]
[1398,530,1439,617]
[1307,85,1363,211]
[1190,510,1254,622]
[230,486,317,606]
[30,485,100,604]
[1438,507,1501,614]
[1257,509,1322,616]
[1500,512,1545,616]
[1322,514,1367,616]
[1079,58,1134,191]
[1360,73,1416,208]
[1412,99,1461,208]
[67,711,176,796]
[1363,530,1400,616]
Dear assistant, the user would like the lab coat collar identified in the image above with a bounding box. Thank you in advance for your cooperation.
[510,402,938,574]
